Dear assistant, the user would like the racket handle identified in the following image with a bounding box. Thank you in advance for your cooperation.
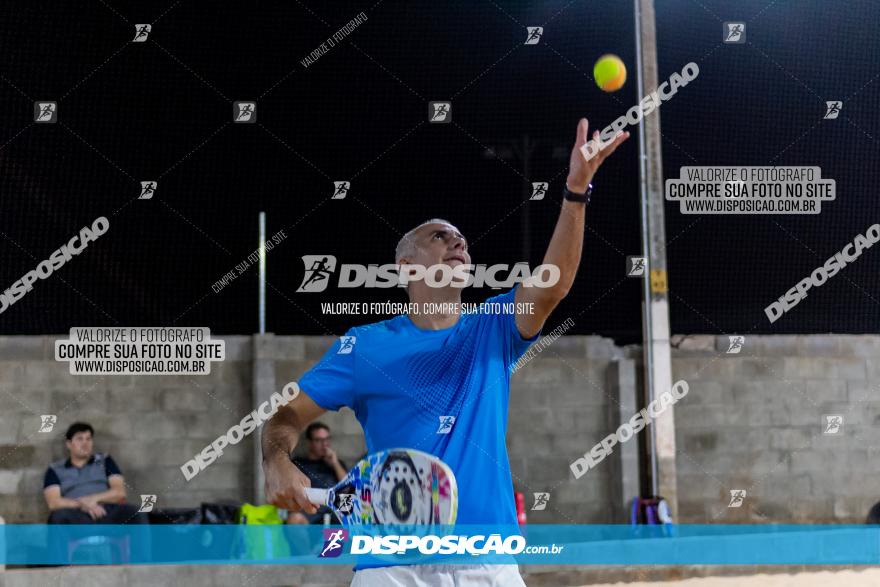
[304,487,329,506]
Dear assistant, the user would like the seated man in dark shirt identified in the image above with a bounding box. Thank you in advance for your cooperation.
[288,422,347,524]
[43,422,146,524]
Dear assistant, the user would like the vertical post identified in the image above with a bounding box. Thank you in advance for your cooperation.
[634,0,678,515]
[607,360,641,521]
[255,212,269,502]
[258,212,266,334]
[252,335,275,504]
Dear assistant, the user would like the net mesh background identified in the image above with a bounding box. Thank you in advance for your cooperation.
[0,0,877,343]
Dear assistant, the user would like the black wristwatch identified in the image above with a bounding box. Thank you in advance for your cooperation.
[563,183,593,204]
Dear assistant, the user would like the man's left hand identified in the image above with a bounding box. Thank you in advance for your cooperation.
[566,118,629,193]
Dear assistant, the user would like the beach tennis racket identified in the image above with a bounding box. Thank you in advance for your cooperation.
[303,448,458,527]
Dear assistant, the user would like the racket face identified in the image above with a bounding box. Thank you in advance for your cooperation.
[328,448,457,527]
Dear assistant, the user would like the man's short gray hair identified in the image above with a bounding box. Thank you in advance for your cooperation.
[395,218,456,263]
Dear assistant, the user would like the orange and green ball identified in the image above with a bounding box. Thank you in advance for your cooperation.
[593,54,627,92]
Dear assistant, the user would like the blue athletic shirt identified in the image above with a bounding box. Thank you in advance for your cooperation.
[298,288,539,537]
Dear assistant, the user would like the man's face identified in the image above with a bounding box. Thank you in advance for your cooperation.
[66,431,93,460]
[308,428,332,458]
[403,223,470,270]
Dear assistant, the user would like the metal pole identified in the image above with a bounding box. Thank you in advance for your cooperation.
[634,0,678,514]
[633,0,657,499]
[258,212,266,334]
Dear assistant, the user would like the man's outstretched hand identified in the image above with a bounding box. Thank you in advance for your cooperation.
[566,118,629,194]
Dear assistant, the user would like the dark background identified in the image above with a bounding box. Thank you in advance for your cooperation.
[1,0,877,344]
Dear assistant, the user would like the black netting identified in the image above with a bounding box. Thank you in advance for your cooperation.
[1,1,877,343]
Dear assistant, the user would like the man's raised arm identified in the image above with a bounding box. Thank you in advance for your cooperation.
[261,391,327,515]
[515,119,629,339]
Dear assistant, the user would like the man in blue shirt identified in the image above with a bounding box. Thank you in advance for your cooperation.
[262,120,628,585]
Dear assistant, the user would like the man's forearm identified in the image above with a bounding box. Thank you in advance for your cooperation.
[540,199,585,299]
[47,496,82,510]
[261,408,301,465]
[89,487,125,504]
[540,119,628,298]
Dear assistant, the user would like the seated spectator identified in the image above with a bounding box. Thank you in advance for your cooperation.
[43,422,146,524]
[867,501,880,524]
[288,422,346,525]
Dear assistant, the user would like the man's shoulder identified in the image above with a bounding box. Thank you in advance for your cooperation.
[48,458,67,471]
[93,452,109,463]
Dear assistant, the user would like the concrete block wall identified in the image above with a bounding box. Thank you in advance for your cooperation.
[507,336,623,524]
[272,335,366,466]
[0,336,255,522]
[1,334,878,525]
[672,334,880,523]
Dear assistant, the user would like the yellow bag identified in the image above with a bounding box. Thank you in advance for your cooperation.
[233,503,291,559]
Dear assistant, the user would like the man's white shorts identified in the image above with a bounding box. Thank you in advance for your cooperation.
[351,563,526,586]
